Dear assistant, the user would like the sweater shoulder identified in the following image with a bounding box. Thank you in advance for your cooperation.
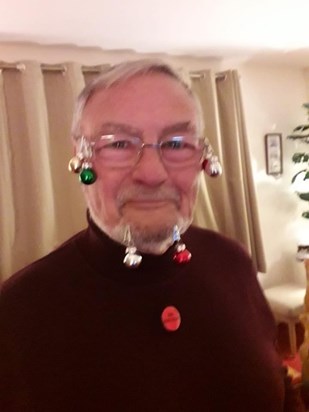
[0,229,87,298]
[185,225,251,259]
[185,225,257,285]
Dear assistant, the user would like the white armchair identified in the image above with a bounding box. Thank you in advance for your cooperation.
[263,283,305,356]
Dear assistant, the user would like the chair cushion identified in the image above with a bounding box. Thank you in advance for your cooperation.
[263,283,305,318]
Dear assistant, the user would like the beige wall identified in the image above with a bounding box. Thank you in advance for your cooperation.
[1,42,308,286]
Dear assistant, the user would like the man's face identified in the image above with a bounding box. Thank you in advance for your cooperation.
[79,73,202,253]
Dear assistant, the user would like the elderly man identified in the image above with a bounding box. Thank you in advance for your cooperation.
[0,60,303,411]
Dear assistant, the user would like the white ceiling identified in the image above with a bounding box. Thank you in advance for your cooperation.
[1,0,309,64]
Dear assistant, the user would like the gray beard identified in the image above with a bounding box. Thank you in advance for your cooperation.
[88,206,191,255]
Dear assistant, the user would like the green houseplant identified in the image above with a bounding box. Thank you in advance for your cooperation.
[287,103,309,219]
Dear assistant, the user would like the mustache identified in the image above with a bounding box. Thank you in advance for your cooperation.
[117,186,181,208]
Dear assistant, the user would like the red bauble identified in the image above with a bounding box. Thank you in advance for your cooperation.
[173,248,192,264]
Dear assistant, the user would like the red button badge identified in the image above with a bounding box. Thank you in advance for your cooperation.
[161,306,181,332]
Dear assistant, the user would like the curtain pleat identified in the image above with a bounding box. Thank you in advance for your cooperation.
[83,64,111,85]
[20,62,56,245]
[43,62,87,239]
[192,70,266,272]
[231,71,266,271]
[0,71,15,277]
[191,72,226,231]
[0,62,57,278]
[0,62,88,280]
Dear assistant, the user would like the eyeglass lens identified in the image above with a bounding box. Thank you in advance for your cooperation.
[91,133,204,167]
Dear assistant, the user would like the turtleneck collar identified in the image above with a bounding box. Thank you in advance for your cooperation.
[74,213,191,285]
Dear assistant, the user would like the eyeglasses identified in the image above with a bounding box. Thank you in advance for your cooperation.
[87,133,206,168]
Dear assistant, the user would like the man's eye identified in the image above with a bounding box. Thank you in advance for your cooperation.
[162,140,185,150]
[107,140,132,149]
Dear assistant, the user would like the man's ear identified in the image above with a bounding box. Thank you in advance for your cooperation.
[70,136,78,155]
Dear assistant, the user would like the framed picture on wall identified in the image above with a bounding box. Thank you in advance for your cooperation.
[265,133,283,176]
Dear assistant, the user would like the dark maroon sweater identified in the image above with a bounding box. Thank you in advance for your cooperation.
[0,219,301,411]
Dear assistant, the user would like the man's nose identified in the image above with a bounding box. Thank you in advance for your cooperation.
[131,145,169,186]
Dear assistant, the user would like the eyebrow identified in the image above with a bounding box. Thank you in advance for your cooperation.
[96,122,142,136]
[95,121,196,138]
[160,122,196,138]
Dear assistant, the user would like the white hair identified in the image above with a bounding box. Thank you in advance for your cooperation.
[71,58,204,139]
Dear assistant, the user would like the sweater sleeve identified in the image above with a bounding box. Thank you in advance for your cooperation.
[0,288,30,411]
[0,326,27,410]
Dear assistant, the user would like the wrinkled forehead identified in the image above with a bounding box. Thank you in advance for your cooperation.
[81,73,203,136]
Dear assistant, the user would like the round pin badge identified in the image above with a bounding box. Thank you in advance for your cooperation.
[161,306,181,332]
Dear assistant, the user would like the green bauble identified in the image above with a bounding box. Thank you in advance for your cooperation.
[79,168,97,185]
